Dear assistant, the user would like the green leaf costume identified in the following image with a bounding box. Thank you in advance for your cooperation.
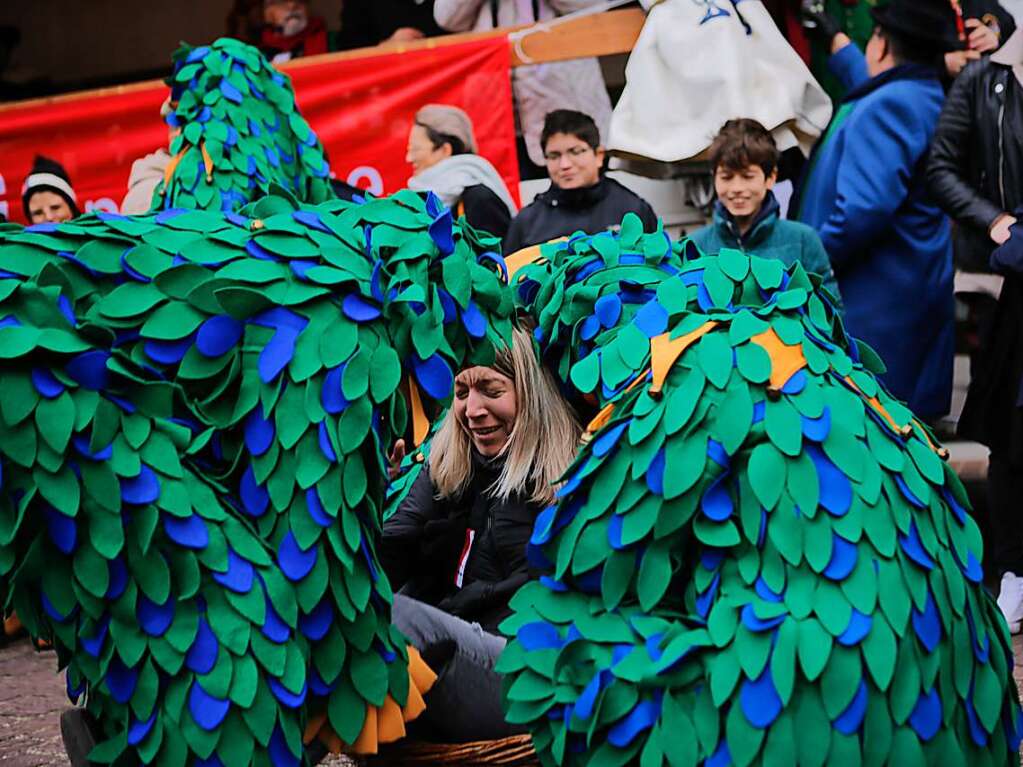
[0,37,514,765]
[500,217,1023,766]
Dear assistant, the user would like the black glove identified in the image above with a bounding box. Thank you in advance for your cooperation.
[437,580,495,618]
[420,518,464,569]
[800,0,841,42]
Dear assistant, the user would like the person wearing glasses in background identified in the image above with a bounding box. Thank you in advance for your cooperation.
[502,110,659,254]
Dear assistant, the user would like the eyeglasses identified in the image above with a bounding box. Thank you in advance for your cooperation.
[544,146,592,163]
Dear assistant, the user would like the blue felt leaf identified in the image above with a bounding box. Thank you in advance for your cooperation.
[966,694,989,746]
[837,610,872,646]
[244,406,275,456]
[268,677,307,708]
[898,522,935,570]
[780,369,806,394]
[258,326,300,383]
[740,668,782,728]
[911,592,942,653]
[81,618,110,658]
[460,300,486,339]
[530,505,557,546]
[278,531,317,582]
[138,595,175,636]
[754,577,781,603]
[592,421,628,458]
[164,513,209,549]
[44,507,77,554]
[607,697,661,747]
[321,365,349,414]
[429,208,454,255]
[941,488,968,525]
[823,535,857,581]
[706,741,731,767]
[269,725,301,767]
[298,600,333,641]
[594,294,622,328]
[66,351,110,390]
[106,657,138,704]
[633,300,669,338]
[909,688,942,741]
[317,421,337,463]
[262,596,291,643]
[895,474,926,508]
[833,679,868,734]
[121,465,161,505]
[647,449,666,496]
[608,514,626,550]
[31,368,65,398]
[707,439,729,468]
[72,434,112,461]
[127,711,157,746]
[145,336,194,365]
[212,548,255,594]
[801,406,831,442]
[305,488,333,527]
[413,354,454,401]
[308,669,337,697]
[517,622,563,652]
[107,557,128,599]
[41,591,71,622]
[196,315,244,358]
[342,294,381,323]
[186,616,219,675]
[701,475,733,522]
[239,466,270,517]
[188,681,230,731]
[292,210,331,234]
[808,446,851,516]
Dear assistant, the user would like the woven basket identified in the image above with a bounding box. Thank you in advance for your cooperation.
[366,734,539,766]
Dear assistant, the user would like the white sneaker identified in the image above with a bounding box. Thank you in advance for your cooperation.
[996,572,1023,634]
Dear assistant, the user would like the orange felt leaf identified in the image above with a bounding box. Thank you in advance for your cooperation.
[377,695,407,744]
[352,705,379,754]
[649,321,719,394]
[408,378,430,447]
[750,328,807,390]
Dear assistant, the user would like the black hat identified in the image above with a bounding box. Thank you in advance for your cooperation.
[870,0,961,54]
[21,155,80,221]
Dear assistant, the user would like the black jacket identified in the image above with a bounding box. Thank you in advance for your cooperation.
[336,0,444,49]
[460,184,512,241]
[503,176,659,254]
[380,454,537,632]
[927,57,1023,273]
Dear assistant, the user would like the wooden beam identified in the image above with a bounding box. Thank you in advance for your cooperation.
[0,8,646,111]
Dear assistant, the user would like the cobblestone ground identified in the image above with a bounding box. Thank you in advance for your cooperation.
[1,634,1023,765]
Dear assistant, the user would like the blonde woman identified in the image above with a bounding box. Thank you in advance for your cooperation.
[381,325,580,741]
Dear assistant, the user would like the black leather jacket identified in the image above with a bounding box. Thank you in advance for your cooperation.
[380,453,536,632]
[927,58,1023,273]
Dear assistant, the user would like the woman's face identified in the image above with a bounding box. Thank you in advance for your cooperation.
[406,124,449,176]
[453,366,517,457]
[28,191,73,224]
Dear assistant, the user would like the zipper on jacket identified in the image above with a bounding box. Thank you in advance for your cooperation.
[998,75,1007,209]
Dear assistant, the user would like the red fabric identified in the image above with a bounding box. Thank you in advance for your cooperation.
[260,15,329,58]
[0,36,518,223]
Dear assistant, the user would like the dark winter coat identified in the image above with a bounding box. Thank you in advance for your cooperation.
[927,57,1023,273]
[795,45,954,419]
[459,184,512,241]
[380,453,537,632]
[503,176,659,254]
[689,192,843,305]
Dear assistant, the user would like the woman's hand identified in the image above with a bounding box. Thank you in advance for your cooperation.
[966,18,1000,53]
[387,439,407,480]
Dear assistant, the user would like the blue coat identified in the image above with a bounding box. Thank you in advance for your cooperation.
[796,45,954,419]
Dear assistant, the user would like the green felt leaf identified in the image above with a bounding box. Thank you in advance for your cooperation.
[35,391,75,454]
[797,618,831,681]
[697,333,733,390]
[748,443,785,509]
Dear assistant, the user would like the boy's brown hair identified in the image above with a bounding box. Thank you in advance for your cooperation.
[708,118,779,176]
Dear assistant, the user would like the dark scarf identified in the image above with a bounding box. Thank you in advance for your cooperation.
[544,176,610,211]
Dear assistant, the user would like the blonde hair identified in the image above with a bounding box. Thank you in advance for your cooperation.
[429,326,581,506]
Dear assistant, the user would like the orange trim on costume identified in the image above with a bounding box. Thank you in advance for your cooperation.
[408,378,430,447]
[585,366,652,434]
[162,149,186,187]
[750,328,807,390]
[649,321,719,394]
[199,140,214,179]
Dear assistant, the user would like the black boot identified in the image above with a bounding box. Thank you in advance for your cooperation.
[60,708,98,767]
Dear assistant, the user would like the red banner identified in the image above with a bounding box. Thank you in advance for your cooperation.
[0,36,518,223]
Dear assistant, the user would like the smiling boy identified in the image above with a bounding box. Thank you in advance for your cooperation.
[689,119,842,305]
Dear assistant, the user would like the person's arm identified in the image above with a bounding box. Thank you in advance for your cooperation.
[434,0,487,32]
[637,198,660,233]
[926,64,1004,235]
[502,213,527,255]
[380,469,438,590]
[828,37,870,92]
[816,91,929,272]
